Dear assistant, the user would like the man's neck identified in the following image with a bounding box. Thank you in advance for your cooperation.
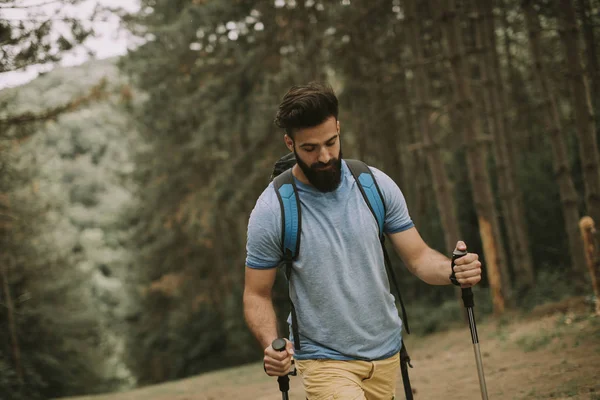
[292,164,311,186]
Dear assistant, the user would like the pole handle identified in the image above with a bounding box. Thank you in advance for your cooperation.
[452,249,475,308]
[272,338,291,394]
[272,338,287,352]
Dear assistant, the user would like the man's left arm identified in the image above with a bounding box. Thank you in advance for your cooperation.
[387,227,482,287]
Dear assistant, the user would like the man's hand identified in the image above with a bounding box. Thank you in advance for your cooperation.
[263,339,294,376]
[453,241,482,288]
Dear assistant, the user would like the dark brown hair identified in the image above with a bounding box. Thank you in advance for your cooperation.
[274,82,339,138]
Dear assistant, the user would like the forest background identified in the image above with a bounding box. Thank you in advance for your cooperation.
[1,0,600,398]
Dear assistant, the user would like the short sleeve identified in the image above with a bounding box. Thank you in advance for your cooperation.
[370,167,414,234]
[245,188,283,269]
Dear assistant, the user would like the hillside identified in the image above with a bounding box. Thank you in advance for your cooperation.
[1,58,143,395]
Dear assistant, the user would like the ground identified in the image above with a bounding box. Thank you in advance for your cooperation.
[61,298,600,400]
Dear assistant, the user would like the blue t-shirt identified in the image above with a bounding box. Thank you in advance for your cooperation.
[245,160,414,361]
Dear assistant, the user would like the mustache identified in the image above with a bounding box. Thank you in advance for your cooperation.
[311,160,336,169]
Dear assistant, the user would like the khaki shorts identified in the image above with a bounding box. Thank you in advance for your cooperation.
[295,352,399,400]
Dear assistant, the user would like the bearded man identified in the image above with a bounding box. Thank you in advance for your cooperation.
[243,82,483,400]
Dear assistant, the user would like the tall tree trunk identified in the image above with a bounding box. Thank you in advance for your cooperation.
[475,0,536,288]
[375,73,405,187]
[501,0,537,254]
[405,0,461,255]
[406,0,463,309]
[557,0,600,225]
[501,2,530,147]
[348,84,368,161]
[577,0,599,114]
[397,62,422,221]
[523,0,587,275]
[579,216,600,315]
[440,0,510,314]
[346,30,370,161]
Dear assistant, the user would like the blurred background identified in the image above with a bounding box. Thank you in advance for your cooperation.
[0,0,599,398]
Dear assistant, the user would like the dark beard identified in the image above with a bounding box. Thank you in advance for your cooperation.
[294,148,343,193]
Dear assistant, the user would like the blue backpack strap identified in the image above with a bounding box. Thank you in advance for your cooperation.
[346,159,411,334]
[345,159,386,238]
[273,169,301,260]
[272,168,302,350]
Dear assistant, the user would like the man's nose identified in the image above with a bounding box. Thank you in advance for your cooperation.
[318,146,332,164]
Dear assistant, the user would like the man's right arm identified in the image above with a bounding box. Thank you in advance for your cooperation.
[243,266,278,349]
[245,191,294,375]
[244,266,294,376]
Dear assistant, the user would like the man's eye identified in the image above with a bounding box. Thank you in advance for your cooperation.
[305,147,316,152]
[326,141,336,147]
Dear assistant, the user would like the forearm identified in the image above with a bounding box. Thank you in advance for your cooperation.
[389,229,480,287]
[409,247,453,285]
[243,291,279,350]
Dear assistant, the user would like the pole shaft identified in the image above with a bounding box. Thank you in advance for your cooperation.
[473,343,489,400]
[467,308,479,343]
[453,249,490,399]
[467,308,489,400]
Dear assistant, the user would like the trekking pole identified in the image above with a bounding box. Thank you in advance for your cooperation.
[452,249,489,400]
[272,338,291,400]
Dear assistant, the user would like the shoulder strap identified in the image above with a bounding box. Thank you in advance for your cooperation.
[345,159,386,238]
[272,168,302,350]
[346,159,411,334]
[273,169,301,261]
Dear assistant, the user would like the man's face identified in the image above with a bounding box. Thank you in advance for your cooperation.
[286,116,343,192]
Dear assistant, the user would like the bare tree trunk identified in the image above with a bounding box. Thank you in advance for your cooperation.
[405,0,461,255]
[557,0,600,225]
[475,0,536,288]
[501,1,525,141]
[406,0,464,309]
[376,77,405,187]
[348,85,368,161]
[345,32,370,161]
[501,1,537,257]
[440,0,510,314]
[397,63,422,220]
[523,0,587,275]
[579,216,600,315]
[577,0,599,113]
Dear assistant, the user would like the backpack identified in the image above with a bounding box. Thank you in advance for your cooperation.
[270,154,414,399]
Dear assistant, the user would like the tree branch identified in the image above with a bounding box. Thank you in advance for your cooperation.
[0,0,63,9]
[0,78,107,136]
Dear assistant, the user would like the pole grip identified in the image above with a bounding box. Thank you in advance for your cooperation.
[272,338,287,352]
[272,338,291,394]
[452,249,474,308]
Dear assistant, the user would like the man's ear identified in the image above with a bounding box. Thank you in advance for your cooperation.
[284,134,294,152]
[337,120,340,134]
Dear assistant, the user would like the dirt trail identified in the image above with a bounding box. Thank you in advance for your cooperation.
[62,304,600,400]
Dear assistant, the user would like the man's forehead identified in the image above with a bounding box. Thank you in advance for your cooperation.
[297,133,339,146]
[293,118,339,144]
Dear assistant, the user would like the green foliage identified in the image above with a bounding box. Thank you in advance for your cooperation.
[0,59,141,397]
[407,298,465,335]
[406,286,494,335]
[517,269,582,311]
[517,138,576,269]
[0,180,107,399]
